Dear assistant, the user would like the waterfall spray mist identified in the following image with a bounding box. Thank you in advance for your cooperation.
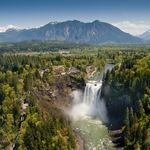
[69,81,108,123]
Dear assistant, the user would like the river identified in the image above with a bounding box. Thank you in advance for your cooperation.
[90,63,114,81]
[71,63,115,150]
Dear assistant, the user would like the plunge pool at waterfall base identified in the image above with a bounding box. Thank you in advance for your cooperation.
[72,116,115,150]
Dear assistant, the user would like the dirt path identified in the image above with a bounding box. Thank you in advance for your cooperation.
[74,131,85,150]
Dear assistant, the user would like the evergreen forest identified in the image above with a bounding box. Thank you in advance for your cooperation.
[0,41,150,150]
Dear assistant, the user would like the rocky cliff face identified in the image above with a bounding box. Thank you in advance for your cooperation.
[33,75,85,108]
[101,85,132,120]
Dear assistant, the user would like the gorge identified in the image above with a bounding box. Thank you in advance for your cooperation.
[68,63,115,150]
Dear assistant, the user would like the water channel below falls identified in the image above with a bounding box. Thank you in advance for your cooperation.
[71,63,115,150]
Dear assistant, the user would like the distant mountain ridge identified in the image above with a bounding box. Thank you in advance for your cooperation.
[0,20,145,44]
[138,29,150,41]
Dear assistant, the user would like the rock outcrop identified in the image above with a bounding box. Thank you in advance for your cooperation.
[33,75,84,107]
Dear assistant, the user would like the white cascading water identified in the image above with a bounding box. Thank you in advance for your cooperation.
[83,81,102,106]
[82,80,108,122]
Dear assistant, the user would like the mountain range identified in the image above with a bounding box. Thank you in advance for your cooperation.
[138,29,150,41]
[0,20,146,44]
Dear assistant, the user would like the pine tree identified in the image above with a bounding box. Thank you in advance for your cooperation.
[105,69,110,83]
[102,72,106,82]
[111,68,115,78]
[137,100,145,119]
[134,113,138,123]
[136,124,142,145]
[129,107,135,141]
[97,52,100,58]
[35,69,40,79]
[142,126,149,150]
[67,126,76,149]
[124,107,130,145]
[129,107,134,127]
[24,75,30,91]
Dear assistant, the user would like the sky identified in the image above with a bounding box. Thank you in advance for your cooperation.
[0,0,150,35]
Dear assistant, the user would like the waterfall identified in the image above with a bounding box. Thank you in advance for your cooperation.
[83,81,102,106]
[82,80,108,122]
[69,80,108,122]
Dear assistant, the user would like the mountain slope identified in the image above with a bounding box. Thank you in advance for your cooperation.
[138,29,150,41]
[0,20,145,44]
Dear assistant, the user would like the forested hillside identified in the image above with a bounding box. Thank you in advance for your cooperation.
[17,94,77,150]
[0,53,106,149]
[102,54,150,149]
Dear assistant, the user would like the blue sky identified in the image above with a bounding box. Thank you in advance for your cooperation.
[0,0,150,35]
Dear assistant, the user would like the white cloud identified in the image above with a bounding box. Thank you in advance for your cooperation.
[0,25,30,33]
[0,27,6,33]
[139,21,145,23]
[112,21,150,35]
[0,25,20,32]
[36,25,43,28]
